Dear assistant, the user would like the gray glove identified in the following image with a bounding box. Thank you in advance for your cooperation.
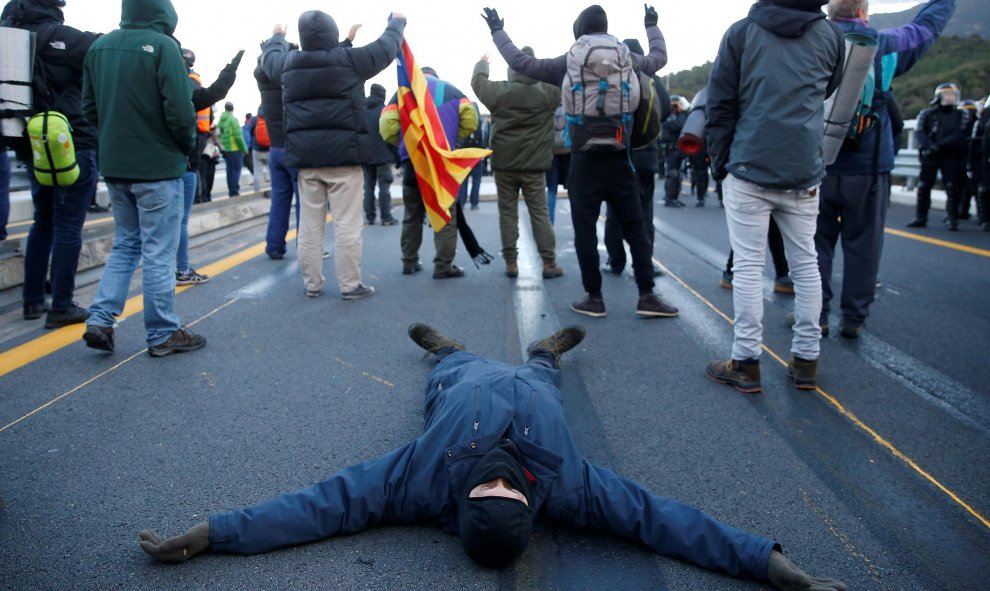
[767,550,847,591]
[139,521,210,563]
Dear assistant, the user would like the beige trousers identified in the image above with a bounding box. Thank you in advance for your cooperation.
[298,166,365,294]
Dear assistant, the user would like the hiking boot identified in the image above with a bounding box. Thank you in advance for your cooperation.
[45,304,89,329]
[148,327,206,357]
[786,312,829,337]
[720,271,733,290]
[542,261,564,279]
[176,268,210,286]
[906,218,926,228]
[381,218,398,226]
[839,321,863,339]
[788,357,818,390]
[705,359,761,393]
[342,284,375,301]
[408,323,465,355]
[23,301,50,320]
[505,261,519,278]
[433,265,465,279]
[773,276,794,295]
[636,293,679,318]
[571,294,606,318]
[83,325,115,353]
[526,325,587,363]
[403,262,423,275]
[602,262,624,275]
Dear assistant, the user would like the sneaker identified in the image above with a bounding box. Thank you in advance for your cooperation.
[267,250,285,260]
[787,357,818,390]
[505,261,518,278]
[636,293,679,317]
[176,269,210,286]
[433,265,465,279]
[381,218,398,226]
[403,262,423,275]
[839,321,863,339]
[305,288,323,298]
[83,325,115,353]
[602,262,624,275]
[323,250,331,259]
[906,218,927,228]
[364,219,375,226]
[663,199,684,208]
[705,358,761,393]
[571,294,606,318]
[342,283,375,301]
[982,222,990,232]
[946,220,958,231]
[773,276,794,295]
[653,263,665,277]
[720,271,733,290]
[23,301,50,320]
[786,312,829,337]
[148,327,207,357]
[408,323,465,355]
[526,325,587,362]
[45,304,90,329]
[470,204,479,210]
[542,261,564,279]
[695,200,705,207]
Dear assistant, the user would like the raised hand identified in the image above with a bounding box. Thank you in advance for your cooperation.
[347,24,362,42]
[644,4,658,28]
[481,8,504,33]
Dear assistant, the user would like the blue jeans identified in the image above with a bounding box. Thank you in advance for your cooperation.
[88,179,183,346]
[176,170,198,273]
[265,147,300,258]
[456,161,483,208]
[0,149,10,240]
[23,148,98,310]
[224,150,243,196]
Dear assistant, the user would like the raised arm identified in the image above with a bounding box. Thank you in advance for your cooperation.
[470,56,503,112]
[631,6,668,75]
[192,50,243,112]
[260,26,291,84]
[882,0,955,78]
[349,14,406,80]
[483,8,567,85]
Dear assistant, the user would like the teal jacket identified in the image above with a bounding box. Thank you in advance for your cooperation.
[82,0,195,181]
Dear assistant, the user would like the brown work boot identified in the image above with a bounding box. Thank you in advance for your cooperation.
[526,325,587,363]
[408,323,465,355]
[787,356,818,390]
[148,327,207,358]
[542,261,563,279]
[705,358,761,393]
[505,260,518,278]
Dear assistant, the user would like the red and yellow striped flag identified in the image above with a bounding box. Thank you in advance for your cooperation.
[396,40,491,232]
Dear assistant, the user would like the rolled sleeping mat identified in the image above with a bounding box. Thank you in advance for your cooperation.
[822,32,879,165]
[678,87,708,155]
[0,26,34,138]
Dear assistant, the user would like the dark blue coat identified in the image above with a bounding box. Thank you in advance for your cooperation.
[209,353,775,580]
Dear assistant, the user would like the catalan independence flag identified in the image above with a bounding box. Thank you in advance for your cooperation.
[396,40,491,232]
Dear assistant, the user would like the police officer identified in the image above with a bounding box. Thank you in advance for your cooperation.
[959,99,981,221]
[909,83,975,230]
[661,95,688,207]
[974,96,990,232]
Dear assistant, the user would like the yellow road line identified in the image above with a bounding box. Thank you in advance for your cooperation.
[884,227,990,258]
[654,257,990,531]
[0,213,333,378]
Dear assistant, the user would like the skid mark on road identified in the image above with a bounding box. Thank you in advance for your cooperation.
[331,356,395,389]
[800,487,884,584]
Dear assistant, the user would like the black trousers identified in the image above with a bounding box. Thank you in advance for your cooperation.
[569,151,655,296]
[604,168,656,271]
[916,152,966,222]
[690,154,709,202]
[663,149,683,200]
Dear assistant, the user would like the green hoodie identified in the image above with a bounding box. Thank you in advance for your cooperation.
[82,0,195,181]
[217,111,247,153]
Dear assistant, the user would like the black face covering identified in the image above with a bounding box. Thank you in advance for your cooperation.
[458,439,535,568]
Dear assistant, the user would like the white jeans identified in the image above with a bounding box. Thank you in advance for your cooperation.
[298,166,365,294]
[723,174,822,361]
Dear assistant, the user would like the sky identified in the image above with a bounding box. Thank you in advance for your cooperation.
[62,0,926,119]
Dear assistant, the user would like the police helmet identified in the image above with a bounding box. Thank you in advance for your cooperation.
[930,83,960,107]
[181,48,196,69]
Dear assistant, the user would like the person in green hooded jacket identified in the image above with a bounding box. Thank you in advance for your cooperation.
[217,101,248,197]
[81,0,205,358]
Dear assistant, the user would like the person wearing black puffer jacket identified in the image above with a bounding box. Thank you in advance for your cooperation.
[261,12,405,301]
[1,0,100,329]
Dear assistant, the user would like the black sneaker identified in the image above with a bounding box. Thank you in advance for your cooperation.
[408,323,465,355]
[23,301,50,320]
[602,262,624,275]
[636,293,679,317]
[148,327,207,357]
[176,269,210,286]
[403,262,423,275]
[839,321,863,339]
[653,263,665,277]
[45,304,90,329]
[342,284,375,300]
[83,325,115,353]
[526,326,587,362]
[381,218,398,226]
[906,218,927,228]
[571,294,606,318]
[946,220,959,231]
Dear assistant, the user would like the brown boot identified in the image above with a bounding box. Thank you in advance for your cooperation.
[542,261,563,279]
[787,357,818,390]
[505,260,518,278]
[705,358,761,393]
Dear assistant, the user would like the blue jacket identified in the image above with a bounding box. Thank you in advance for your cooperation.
[210,353,776,580]
[827,0,955,175]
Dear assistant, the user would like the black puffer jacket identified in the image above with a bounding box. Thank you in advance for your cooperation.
[0,0,100,150]
[364,93,394,165]
[254,55,287,149]
[260,11,404,169]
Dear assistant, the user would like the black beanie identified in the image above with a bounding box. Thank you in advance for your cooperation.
[458,440,535,568]
[572,5,608,40]
[370,84,386,98]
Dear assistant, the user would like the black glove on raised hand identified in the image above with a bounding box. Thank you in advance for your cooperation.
[139,522,210,563]
[644,4,658,28]
[767,550,847,591]
[228,49,244,70]
[482,7,504,33]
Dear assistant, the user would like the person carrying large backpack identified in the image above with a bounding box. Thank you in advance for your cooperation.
[482,4,678,319]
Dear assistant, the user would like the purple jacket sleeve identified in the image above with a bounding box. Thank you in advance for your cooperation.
[492,29,567,85]
[631,25,668,75]
[880,0,955,77]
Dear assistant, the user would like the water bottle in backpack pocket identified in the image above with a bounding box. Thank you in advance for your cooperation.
[28,110,79,187]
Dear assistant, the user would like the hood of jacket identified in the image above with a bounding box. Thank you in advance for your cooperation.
[120,0,177,35]
[508,46,537,85]
[748,0,826,38]
[572,4,607,40]
[0,0,64,24]
[298,10,338,51]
